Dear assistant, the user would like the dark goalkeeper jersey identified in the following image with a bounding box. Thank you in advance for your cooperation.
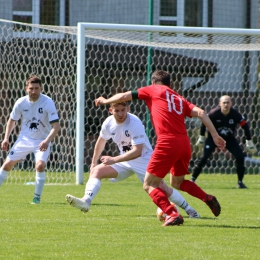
[201,107,246,139]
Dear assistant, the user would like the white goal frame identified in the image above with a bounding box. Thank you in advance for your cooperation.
[76,22,260,184]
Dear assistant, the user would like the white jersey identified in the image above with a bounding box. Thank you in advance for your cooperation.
[10,93,59,140]
[100,113,153,157]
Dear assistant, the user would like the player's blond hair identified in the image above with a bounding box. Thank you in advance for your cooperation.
[110,101,128,108]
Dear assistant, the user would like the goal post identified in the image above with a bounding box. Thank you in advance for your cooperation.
[76,22,260,183]
[76,23,86,184]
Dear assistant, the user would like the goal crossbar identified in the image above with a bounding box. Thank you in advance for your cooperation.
[78,22,260,35]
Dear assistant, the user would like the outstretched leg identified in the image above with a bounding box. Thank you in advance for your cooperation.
[66,164,122,212]
[159,180,200,218]
[171,175,221,217]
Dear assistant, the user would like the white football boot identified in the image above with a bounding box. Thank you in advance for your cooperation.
[66,194,90,213]
[186,208,200,218]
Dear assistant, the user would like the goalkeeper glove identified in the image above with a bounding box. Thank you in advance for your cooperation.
[245,140,257,154]
[195,135,205,147]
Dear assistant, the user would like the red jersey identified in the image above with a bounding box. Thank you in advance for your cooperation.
[137,85,195,137]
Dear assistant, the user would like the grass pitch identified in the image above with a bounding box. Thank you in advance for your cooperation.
[0,174,259,260]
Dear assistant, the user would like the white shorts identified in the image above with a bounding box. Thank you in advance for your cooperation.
[109,155,150,184]
[7,136,51,163]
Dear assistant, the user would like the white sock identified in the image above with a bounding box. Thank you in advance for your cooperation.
[82,178,101,203]
[34,172,46,198]
[0,169,9,186]
[168,189,191,211]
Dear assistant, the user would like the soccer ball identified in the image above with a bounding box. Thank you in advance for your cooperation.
[156,202,179,222]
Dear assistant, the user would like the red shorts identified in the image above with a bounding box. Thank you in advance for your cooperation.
[147,135,191,178]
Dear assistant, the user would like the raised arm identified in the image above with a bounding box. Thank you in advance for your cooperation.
[191,106,226,150]
[95,91,133,106]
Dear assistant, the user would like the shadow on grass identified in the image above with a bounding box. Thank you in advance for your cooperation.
[212,187,260,190]
[189,224,260,229]
[92,203,138,207]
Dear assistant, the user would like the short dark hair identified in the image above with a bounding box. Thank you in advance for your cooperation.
[26,75,42,87]
[151,70,171,87]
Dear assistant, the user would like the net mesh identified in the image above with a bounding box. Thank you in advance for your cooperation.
[0,19,259,184]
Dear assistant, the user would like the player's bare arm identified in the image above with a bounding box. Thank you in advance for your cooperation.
[100,143,143,165]
[39,122,60,151]
[95,91,133,106]
[190,106,226,150]
[1,118,16,151]
[90,136,107,171]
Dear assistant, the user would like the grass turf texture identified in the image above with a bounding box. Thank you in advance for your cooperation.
[0,174,259,260]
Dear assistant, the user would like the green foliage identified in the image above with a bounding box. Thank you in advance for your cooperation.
[0,174,259,260]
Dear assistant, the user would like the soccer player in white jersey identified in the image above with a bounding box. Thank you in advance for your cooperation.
[0,75,60,204]
[66,102,200,218]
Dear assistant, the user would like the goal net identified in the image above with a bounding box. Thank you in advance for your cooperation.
[1,20,259,184]
[0,19,78,184]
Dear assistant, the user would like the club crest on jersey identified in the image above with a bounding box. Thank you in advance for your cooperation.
[122,145,132,152]
[29,122,40,132]
[125,130,130,137]
[220,129,228,135]
[229,119,234,124]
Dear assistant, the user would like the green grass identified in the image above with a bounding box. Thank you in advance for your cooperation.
[0,174,259,260]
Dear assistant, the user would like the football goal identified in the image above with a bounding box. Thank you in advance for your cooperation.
[76,22,260,183]
[1,19,260,184]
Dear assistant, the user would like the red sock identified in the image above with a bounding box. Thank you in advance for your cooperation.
[149,188,178,216]
[180,180,207,202]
